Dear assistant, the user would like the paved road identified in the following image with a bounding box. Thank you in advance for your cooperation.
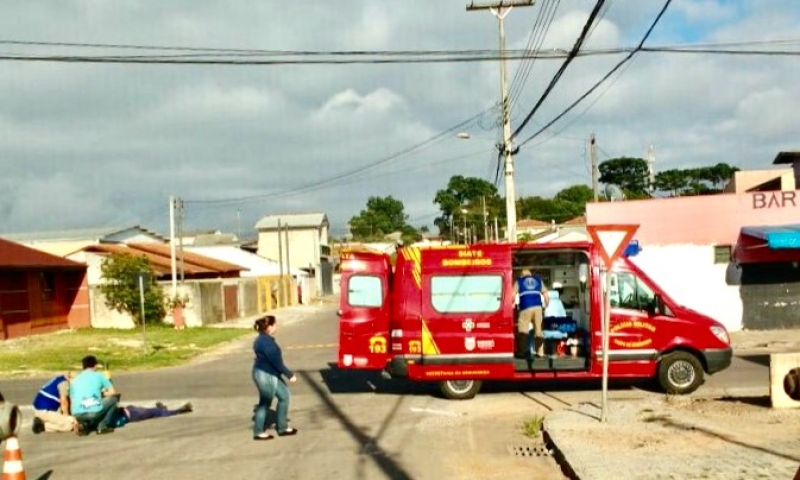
[1,307,770,480]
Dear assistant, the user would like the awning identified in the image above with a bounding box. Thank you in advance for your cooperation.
[736,224,800,264]
[740,224,800,249]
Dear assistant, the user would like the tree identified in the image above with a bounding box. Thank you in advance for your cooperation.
[599,157,650,198]
[654,163,739,197]
[98,253,166,325]
[349,196,417,243]
[554,184,594,205]
[518,184,592,223]
[433,175,502,239]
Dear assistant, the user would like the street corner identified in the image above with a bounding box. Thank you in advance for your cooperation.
[731,328,800,354]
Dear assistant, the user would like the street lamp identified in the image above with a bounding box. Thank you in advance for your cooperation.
[461,208,468,244]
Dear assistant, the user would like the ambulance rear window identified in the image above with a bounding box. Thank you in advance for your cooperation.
[348,275,383,308]
[430,275,502,313]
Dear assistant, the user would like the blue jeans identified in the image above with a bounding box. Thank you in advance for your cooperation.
[75,396,119,431]
[252,368,291,435]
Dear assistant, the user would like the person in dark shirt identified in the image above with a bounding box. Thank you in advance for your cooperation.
[252,315,298,441]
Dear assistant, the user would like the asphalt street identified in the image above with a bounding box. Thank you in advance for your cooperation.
[1,306,771,480]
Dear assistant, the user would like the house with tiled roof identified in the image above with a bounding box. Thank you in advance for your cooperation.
[0,238,89,340]
[516,218,553,241]
[66,243,245,329]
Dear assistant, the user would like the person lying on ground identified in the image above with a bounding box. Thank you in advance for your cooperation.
[111,401,193,428]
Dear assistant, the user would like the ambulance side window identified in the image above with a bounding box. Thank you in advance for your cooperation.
[430,275,502,313]
[348,275,383,308]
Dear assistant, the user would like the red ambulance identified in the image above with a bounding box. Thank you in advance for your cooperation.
[338,242,732,399]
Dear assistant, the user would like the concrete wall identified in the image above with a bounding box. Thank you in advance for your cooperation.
[628,245,743,331]
[258,227,320,272]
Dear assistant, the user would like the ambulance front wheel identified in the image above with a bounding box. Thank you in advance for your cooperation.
[439,380,482,400]
[657,351,704,395]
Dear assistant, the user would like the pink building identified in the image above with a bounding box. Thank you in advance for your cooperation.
[587,189,800,331]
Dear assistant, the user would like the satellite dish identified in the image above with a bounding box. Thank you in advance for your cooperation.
[604,184,625,202]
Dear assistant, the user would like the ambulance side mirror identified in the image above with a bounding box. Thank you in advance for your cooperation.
[649,294,664,316]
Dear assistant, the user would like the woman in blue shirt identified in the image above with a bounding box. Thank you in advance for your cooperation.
[252,315,298,441]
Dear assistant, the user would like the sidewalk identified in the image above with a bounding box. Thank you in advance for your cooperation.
[210,297,336,329]
[543,329,800,480]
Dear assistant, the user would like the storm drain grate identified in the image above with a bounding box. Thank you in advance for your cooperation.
[508,443,552,457]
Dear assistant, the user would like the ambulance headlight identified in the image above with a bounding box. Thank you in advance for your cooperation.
[710,326,729,345]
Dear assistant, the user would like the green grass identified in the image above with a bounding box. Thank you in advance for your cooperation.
[0,325,251,377]
[521,416,544,437]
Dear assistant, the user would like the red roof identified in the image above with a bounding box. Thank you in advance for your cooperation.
[0,238,85,269]
[518,219,550,228]
[562,216,587,225]
[80,243,243,276]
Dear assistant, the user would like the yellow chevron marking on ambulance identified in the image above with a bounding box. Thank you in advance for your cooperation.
[421,319,440,355]
[402,247,422,289]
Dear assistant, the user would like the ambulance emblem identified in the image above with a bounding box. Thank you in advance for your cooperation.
[464,337,476,351]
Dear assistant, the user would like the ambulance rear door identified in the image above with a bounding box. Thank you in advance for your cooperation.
[338,252,392,370]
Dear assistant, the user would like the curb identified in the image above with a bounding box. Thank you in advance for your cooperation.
[542,427,580,480]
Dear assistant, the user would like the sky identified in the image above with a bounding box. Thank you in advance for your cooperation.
[1,0,799,238]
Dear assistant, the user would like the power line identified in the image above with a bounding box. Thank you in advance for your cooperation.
[0,42,799,66]
[510,0,609,142]
[518,0,674,148]
[508,0,561,109]
[184,109,494,205]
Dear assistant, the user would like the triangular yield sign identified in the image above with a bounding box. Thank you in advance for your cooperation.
[586,224,640,268]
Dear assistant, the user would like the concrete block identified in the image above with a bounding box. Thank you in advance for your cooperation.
[770,352,800,408]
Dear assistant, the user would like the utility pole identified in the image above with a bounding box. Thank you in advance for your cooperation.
[590,133,599,201]
[467,0,534,243]
[647,145,656,193]
[177,198,185,283]
[482,196,488,241]
[169,196,177,297]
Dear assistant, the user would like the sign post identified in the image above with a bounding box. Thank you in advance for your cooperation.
[586,224,639,423]
[136,271,151,354]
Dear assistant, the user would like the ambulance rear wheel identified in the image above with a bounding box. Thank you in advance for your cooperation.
[658,351,703,395]
[439,380,482,400]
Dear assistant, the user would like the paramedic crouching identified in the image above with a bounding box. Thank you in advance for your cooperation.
[514,269,549,358]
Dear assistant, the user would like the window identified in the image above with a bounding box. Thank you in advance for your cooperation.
[609,272,655,312]
[347,275,383,307]
[431,275,502,313]
[713,245,732,264]
[39,272,55,302]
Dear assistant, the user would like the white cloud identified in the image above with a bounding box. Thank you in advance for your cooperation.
[0,0,797,235]
[674,0,737,23]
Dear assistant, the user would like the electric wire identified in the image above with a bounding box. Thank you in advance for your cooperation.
[518,0,673,148]
[508,0,561,109]
[510,0,608,142]
[183,109,494,206]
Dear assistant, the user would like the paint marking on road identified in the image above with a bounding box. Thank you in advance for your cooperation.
[410,407,462,417]
[286,343,338,350]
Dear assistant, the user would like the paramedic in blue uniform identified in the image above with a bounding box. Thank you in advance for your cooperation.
[514,269,549,358]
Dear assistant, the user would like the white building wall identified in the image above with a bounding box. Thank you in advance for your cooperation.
[628,245,743,332]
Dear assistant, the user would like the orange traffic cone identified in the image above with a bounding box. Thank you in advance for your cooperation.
[2,436,26,480]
